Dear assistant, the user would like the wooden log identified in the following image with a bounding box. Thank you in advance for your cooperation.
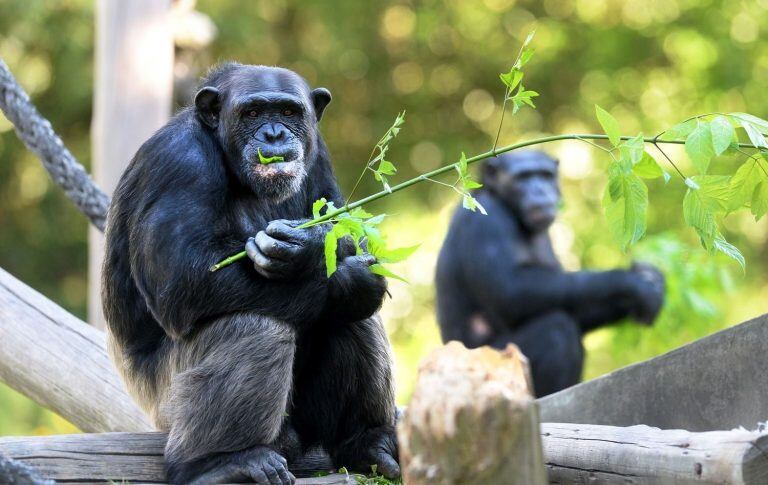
[397,342,546,485]
[541,423,768,484]
[0,432,345,484]
[3,424,765,484]
[0,267,152,432]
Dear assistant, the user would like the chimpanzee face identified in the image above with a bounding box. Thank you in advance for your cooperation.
[194,65,331,200]
[484,151,560,234]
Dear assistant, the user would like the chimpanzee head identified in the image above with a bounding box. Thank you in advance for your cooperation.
[194,63,332,200]
[483,151,560,234]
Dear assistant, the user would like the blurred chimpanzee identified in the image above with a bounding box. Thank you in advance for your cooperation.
[435,151,665,397]
[102,63,399,484]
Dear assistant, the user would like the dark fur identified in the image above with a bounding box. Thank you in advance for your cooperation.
[435,151,665,397]
[102,63,398,484]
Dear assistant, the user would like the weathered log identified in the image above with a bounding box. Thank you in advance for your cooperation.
[397,342,546,485]
[542,423,768,484]
[0,452,54,485]
[3,424,766,484]
[0,432,344,484]
[0,267,152,432]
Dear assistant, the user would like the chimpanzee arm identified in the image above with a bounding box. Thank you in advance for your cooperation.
[567,288,636,331]
[458,204,641,329]
[465,262,639,326]
[131,178,330,340]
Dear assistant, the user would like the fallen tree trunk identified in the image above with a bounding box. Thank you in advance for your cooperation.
[0,267,151,432]
[2,424,765,484]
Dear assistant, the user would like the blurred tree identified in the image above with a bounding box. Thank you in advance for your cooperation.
[1,0,767,434]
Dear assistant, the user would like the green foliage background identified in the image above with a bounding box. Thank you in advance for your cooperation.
[1,0,767,435]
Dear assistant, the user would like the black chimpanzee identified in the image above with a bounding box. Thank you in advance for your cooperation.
[435,151,665,398]
[102,63,398,484]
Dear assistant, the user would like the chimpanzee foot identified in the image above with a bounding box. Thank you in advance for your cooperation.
[334,425,400,479]
[172,446,296,485]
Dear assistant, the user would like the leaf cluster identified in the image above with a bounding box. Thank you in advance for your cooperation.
[499,31,539,114]
[312,198,418,281]
[596,106,768,269]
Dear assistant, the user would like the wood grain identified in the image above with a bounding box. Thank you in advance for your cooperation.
[0,267,152,432]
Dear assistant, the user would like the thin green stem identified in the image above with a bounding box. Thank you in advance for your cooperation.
[210,133,761,271]
[492,92,509,153]
[651,142,687,181]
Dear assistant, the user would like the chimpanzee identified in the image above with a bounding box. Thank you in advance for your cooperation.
[435,151,665,398]
[102,63,399,484]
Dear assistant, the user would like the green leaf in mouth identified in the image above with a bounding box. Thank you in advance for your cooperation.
[257,147,285,164]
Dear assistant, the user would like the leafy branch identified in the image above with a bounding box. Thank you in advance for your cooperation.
[210,31,768,275]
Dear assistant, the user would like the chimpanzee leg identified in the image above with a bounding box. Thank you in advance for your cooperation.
[291,316,399,478]
[159,313,298,485]
[492,311,584,398]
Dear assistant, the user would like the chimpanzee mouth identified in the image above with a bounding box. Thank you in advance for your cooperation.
[251,151,301,173]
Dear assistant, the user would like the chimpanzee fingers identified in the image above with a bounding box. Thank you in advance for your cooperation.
[246,237,290,279]
[269,456,295,485]
[255,231,300,260]
[375,452,401,479]
[265,220,307,243]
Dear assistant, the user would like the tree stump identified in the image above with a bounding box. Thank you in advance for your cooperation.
[397,341,546,484]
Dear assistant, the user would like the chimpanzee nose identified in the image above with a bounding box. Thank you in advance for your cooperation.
[261,123,288,144]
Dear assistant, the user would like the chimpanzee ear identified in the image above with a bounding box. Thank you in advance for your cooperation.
[311,88,332,122]
[194,87,221,129]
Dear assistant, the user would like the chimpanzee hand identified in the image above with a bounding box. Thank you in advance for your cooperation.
[628,262,665,325]
[327,253,387,322]
[245,219,326,281]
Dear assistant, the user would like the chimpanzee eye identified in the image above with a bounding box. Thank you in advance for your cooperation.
[248,110,258,118]
[283,109,294,116]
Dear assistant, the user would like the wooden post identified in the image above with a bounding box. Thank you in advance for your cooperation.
[397,341,546,484]
[88,0,175,328]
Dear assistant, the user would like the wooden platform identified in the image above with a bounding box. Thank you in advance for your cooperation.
[2,423,767,484]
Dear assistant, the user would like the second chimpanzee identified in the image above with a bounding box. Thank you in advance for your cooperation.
[435,151,665,397]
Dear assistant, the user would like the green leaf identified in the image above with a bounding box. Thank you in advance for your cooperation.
[349,207,373,219]
[257,147,285,164]
[665,119,697,139]
[683,187,717,248]
[713,234,745,271]
[595,105,621,147]
[620,134,645,165]
[603,165,648,249]
[370,263,408,283]
[517,48,534,68]
[499,69,523,91]
[752,181,768,220]
[377,160,397,175]
[710,115,735,155]
[685,122,714,174]
[691,175,731,212]
[632,152,668,181]
[730,112,768,132]
[464,179,483,189]
[727,157,764,210]
[324,229,340,277]
[312,198,328,218]
[462,193,488,215]
[375,244,420,264]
